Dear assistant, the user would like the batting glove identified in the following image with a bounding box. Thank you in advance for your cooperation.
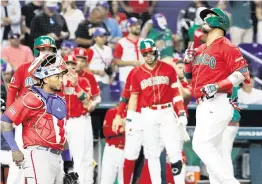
[183,42,196,64]
[200,83,218,98]
[178,112,188,128]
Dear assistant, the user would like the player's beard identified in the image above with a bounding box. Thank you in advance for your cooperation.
[50,85,62,93]
[132,29,140,36]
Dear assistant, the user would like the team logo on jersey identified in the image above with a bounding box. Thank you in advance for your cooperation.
[25,77,35,87]
[193,54,216,69]
[63,87,76,95]
[140,76,169,90]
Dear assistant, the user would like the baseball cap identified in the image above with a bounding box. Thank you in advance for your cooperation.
[74,47,87,59]
[61,40,77,49]
[96,1,109,9]
[93,27,107,38]
[63,55,76,64]
[8,32,20,39]
[126,17,142,28]
[45,1,59,11]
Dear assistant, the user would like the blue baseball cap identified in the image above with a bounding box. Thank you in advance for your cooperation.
[93,27,107,38]
[96,1,109,9]
[45,1,59,11]
[61,40,77,49]
[126,17,142,28]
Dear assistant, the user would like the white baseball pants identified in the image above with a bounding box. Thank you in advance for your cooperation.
[66,114,94,184]
[141,104,182,184]
[7,124,25,184]
[192,94,240,184]
[208,125,239,184]
[23,148,64,184]
[124,112,143,160]
[101,144,125,184]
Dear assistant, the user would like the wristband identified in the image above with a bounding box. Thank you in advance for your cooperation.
[78,92,87,101]
[2,130,19,151]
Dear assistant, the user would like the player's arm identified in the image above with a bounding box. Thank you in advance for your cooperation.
[88,74,102,112]
[104,110,124,137]
[183,43,196,84]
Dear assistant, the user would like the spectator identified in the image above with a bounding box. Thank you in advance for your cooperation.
[1,33,34,71]
[83,0,107,17]
[59,39,77,57]
[0,0,21,47]
[238,74,262,104]
[96,2,122,48]
[21,0,43,48]
[61,0,85,40]
[30,1,69,48]
[75,7,110,48]
[108,0,128,37]
[114,17,144,89]
[147,14,174,62]
[86,27,114,102]
[119,0,156,26]
[255,0,262,44]
[229,1,253,46]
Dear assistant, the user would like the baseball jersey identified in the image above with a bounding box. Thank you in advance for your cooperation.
[147,28,174,59]
[191,37,248,98]
[4,90,66,150]
[64,70,100,118]
[86,44,113,84]
[103,107,125,148]
[7,62,34,106]
[180,78,192,115]
[131,61,178,107]
[114,36,144,82]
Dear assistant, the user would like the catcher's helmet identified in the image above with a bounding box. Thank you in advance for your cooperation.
[29,53,68,80]
[139,39,159,61]
[200,8,230,33]
[33,35,57,57]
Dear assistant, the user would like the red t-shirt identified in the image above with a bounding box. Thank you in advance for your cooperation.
[191,37,248,98]
[103,107,125,147]
[7,62,33,106]
[131,61,178,107]
[128,0,150,13]
[64,70,100,118]
[5,92,66,150]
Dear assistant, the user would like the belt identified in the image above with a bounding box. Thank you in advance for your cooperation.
[26,146,62,155]
[197,93,231,104]
[147,102,172,110]
[107,143,125,150]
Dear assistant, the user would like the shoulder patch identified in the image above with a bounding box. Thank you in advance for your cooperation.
[22,92,44,109]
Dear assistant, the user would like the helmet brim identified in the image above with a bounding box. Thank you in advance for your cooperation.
[200,9,219,21]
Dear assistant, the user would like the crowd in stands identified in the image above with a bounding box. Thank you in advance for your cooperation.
[1,0,262,105]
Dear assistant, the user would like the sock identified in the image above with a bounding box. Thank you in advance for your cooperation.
[139,160,151,184]
[123,159,136,184]
[166,163,175,184]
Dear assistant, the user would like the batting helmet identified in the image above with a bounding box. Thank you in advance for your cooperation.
[139,39,159,61]
[33,35,57,57]
[29,53,68,80]
[200,8,230,33]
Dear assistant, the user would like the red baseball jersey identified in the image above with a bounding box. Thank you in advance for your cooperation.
[7,62,34,106]
[193,28,205,49]
[131,61,178,107]
[180,79,192,115]
[64,70,100,118]
[4,92,66,150]
[103,107,125,148]
[191,37,248,98]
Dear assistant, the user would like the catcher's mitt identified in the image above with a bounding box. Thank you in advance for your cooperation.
[63,172,79,184]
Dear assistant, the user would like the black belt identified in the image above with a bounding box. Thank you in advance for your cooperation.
[198,93,231,103]
[27,146,62,155]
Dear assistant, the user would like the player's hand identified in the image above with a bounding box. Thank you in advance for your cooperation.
[200,83,218,98]
[12,150,24,167]
[184,42,196,64]
[178,112,188,128]
[112,115,123,133]
[67,71,78,86]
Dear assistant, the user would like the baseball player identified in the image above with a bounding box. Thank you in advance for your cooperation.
[1,53,70,184]
[64,47,101,184]
[5,35,57,184]
[127,39,187,184]
[101,107,125,184]
[184,8,250,184]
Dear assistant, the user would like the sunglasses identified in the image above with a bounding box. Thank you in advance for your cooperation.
[142,51,154,57]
